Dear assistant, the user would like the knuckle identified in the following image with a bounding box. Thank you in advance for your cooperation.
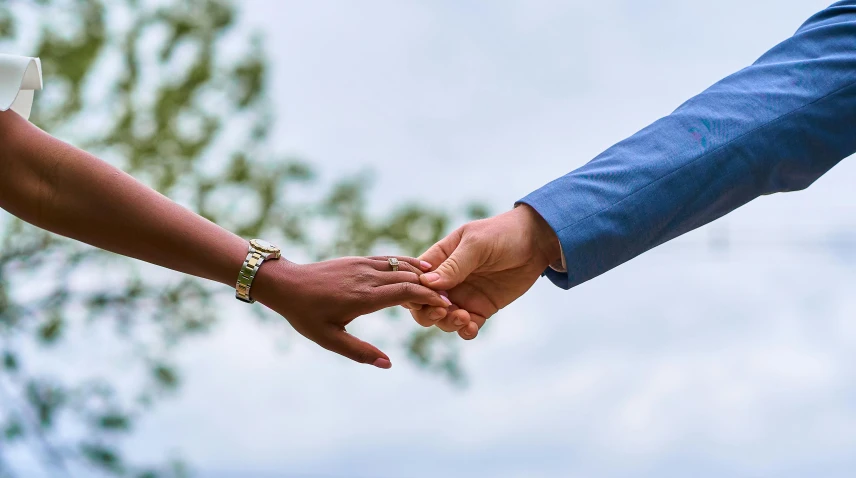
[430,308,447,321]
[412,310,434,326]
[466,229,490,247]
[397,281,416,295]
[355,267,376,282]
[340,277,370,301]
[351,285,373,303]
[355,348,373,364]
[440,257,462,276]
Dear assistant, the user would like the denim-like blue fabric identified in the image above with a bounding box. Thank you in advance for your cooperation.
[519,1,856,290]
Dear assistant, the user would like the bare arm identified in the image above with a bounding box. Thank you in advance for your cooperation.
[0,109,246,285]
[0,109,448,368]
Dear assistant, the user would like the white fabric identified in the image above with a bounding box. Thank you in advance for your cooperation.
[0,54,42,120]
[550,248,567,273]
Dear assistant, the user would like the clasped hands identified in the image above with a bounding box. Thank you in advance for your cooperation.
[252,204,561,369]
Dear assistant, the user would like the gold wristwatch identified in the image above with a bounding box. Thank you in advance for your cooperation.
[235,239,281,303]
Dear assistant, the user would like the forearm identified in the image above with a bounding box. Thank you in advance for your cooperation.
[521,1,856,289]
[0,108,450,368]
[0,109,247,287]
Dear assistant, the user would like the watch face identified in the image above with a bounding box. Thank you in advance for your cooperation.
[250,239,279,253]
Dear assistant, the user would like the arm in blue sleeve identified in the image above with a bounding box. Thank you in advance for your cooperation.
[519,1,856,289]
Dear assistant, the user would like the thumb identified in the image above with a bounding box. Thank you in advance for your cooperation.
[421,233,480,290]
[317,327,392,369]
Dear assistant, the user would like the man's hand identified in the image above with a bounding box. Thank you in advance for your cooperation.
[410,204,562,339]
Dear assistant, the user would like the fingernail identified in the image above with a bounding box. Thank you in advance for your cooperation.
[439,290,448,297]
[423,272,440,283]
[430,309,445,321]
[440,295,451,306]
[454,317,465,327]
[420,261,432,270]
[372,358,392,369]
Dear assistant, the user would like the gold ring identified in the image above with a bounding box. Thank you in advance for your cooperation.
[388,257,399,272]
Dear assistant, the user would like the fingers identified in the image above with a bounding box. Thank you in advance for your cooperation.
[411,303,488,340]
[419,228,463,270]
[410,305,448,327]
[377,271,421,285]
[316,326,392,369]
[368,256,432,272]
[419,230,479,291]
[457,312,487,340]
[365,259,438,310]
[375,282,451,309]
[434,306,471,333]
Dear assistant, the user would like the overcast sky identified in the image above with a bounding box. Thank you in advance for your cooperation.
[54,1,856,477]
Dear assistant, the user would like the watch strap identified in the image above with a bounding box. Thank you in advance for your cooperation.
[235,249,266,303]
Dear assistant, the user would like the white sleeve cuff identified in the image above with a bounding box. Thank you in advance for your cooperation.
[0,54,42,121]
[549,244,567,273]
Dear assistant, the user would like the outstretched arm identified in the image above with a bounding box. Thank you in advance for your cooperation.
[0,108,250,286]
[521,1,856,290]
[0,109,449,368]
[412,1,856,337]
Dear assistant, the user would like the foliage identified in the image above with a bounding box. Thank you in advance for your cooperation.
[0,0,486,475]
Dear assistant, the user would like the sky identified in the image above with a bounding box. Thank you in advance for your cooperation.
[12,1,856,477]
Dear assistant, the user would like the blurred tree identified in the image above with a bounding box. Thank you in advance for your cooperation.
[0,0,486,476]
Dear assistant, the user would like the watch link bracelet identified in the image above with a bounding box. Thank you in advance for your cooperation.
[235,239,281,303]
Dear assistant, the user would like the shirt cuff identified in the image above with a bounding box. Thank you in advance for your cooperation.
[0,54,42,121]
[513,201,567,274]
[549,245,567,273]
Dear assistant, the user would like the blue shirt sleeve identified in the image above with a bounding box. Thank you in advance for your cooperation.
[519,1,856,290]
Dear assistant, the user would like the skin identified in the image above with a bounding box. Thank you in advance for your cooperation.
[409,205,562,340]
[0,109,449,368]
[252,256,448,367]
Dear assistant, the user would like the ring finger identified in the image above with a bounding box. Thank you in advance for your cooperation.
[369,256,432,272]
[369,258,435,309]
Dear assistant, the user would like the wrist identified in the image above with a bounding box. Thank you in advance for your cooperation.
[515,204,562,266]
[212,236,256,287]
[248,258,298,311]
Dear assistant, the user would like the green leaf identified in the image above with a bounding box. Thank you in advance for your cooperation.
[25,380,66,429]
[153,364,179,390]
[466,202,491,220]
[38,312,64,344]
[3,419,23,441]
[2,351,17,372]
[97,412,131,431]
[80,442,124,474]
[0,8,15,39]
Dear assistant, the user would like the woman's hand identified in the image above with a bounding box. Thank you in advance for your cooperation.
[251,256,450,369]
[0,112,448,369]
